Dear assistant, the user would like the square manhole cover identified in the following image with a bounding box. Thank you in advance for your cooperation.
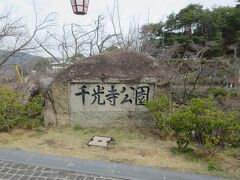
[87,136,113,147]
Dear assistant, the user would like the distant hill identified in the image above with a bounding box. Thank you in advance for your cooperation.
[0,50,46,81]
[0,50,44,66]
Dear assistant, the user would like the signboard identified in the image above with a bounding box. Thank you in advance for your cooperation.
[70,83,155,112]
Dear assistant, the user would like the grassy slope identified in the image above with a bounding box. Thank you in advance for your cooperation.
[0,127,239,179]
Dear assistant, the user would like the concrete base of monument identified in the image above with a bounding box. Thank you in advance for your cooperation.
[70,112,156,128]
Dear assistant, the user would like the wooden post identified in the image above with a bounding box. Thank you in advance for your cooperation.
[15,64,24,85]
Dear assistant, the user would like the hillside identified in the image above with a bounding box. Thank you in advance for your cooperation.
[0,50,46,85]
[0,50,44,66]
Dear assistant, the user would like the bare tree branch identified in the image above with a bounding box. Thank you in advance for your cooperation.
[0,1,56,67]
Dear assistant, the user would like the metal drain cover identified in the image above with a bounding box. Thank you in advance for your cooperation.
[87,136,113,147]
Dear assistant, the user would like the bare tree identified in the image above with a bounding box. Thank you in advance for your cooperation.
[107,0,125,49]
[107,0,142,51]
[93,16,118,54]
[36,23,93,64]
[182,67,202,103]
[38,15,118,64]
[0,2,56,68]
[37,23,95,64]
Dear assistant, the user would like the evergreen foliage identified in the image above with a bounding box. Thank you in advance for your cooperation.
[0,86,43,132]
[141,4,240,58]
[146,96,240,156]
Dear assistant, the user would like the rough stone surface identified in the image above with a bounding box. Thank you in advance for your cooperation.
[43,50,172,127]
[54,50,171,83]
[23,73,54,99]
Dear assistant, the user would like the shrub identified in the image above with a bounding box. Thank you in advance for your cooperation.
[229,90,238,97]
[225,112,240,147]
[73,124,83,132]
[208,87,227,97]
[209,87,238,98]
[169,109,195,149]
[21,95,43,128]
[0,86,23,131]
[169,97,240,155]
[146,95,240,155]
[0,86,43,132]
[146,96,170,130]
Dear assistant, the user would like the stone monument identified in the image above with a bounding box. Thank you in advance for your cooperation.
[43,50,172,128]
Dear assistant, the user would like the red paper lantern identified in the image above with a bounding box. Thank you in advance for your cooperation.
[70,0,90,15]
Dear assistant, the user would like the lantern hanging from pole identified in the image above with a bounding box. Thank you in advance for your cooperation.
[70,0,90,15]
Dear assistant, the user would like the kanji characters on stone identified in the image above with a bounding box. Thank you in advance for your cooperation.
[75,84,150,106]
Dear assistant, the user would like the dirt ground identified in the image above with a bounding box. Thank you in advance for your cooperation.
[0,127,239,179]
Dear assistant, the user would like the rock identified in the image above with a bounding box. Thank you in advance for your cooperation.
[43,50,174,128]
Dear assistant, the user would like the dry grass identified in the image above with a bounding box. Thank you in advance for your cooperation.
[0,127,239,179]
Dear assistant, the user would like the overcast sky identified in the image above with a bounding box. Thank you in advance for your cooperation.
[0,0,237,57]
[0,0,237,32]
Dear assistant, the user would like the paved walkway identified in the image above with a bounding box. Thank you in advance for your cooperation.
[0,160,122,180]
[0,149,230,180]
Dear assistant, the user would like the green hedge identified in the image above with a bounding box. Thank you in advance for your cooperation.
[0,86,43,132]
[146,96,240,156]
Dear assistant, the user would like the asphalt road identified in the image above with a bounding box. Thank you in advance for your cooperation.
[0,149,231,180]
